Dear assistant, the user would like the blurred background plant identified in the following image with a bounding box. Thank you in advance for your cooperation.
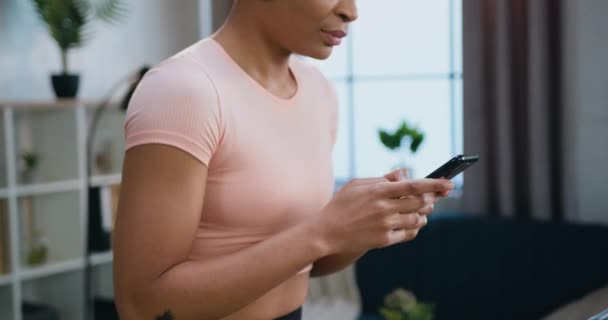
[26,231,49,266]
[31,0,128,74]
[380,288,435,320]
[378,120,425,175]
[20,150,42,183]
[21,150,41,170]
[31,0,129,97]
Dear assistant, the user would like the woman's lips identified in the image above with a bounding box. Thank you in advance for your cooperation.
[321,30,347,46]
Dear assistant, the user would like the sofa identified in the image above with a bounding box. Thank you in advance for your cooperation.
[355,213,608,320]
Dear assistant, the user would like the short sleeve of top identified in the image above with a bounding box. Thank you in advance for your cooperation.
[123,58,223,167]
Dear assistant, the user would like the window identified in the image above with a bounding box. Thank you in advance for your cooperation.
[308,0,463,186]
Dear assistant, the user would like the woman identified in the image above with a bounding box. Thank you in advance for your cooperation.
[113,1,454,319]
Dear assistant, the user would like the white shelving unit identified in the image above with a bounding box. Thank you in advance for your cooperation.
[89,174,121,189]
[15,179,82,197]
[0,100,125,320]
[0,274,13,287]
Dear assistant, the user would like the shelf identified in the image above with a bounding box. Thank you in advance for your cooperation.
[13,107,80,185]
[2,100,125,320]
[0,99,105,111]
[0,284,12,320]
[16,251,113,281]
[89,251,113,266]
[89,174,121,188]
[15,179,81,197]
[18,191,83,272]
[20,258,84,281]
[0,273,13,286]
[0,200,9,282]
[87,108,126,175]
[0,110,5,190]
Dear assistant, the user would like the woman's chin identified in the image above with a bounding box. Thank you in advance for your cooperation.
[300,46,334,60]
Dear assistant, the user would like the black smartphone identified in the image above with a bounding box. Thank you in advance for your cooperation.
[426,154,480,179]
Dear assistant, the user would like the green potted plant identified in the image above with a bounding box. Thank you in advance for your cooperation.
[26,229,50,266]
[380,288,435,320]
[20,150,42,183]
[31,0,128,98]
[378,120,425,177]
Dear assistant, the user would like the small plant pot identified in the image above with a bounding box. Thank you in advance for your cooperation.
[390,150,415,179]
[26,237,49,266]
[20,168,38,184]
[51,73,80,98]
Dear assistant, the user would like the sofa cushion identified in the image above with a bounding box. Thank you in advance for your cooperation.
[355,213,608,320]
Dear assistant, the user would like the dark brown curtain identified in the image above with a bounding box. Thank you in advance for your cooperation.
[462,0,567,221]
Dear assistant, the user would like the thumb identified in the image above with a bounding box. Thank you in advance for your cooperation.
[384,168,409,182]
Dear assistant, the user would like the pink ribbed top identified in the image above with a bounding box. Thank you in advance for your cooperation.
[123,38,337,275]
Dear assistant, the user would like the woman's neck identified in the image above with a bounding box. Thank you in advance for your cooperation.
[212,9,296,97]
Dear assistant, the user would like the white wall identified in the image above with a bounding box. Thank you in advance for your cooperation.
[562,0,608,224]
[212,0,233,31]
[0,0,200,100]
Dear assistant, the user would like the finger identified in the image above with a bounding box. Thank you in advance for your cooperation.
[403,212,427,229]
[423,193,436,205]
[386,212,421,230]
[418,203,435,216]
[382,195,426,213]
[348,177,387,187]
[385,228,419,247]
[383,168,409,182]
[412,214,428,228]
[376,179,454,199]
[384,192,437,213]
[438,190,451,197]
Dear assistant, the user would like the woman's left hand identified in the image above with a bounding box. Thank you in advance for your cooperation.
[383,168,451,221]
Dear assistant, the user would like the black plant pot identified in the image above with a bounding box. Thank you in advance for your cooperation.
[51,73,80,98]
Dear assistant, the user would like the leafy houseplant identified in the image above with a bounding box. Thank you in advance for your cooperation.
[32,0,128,98]
[20,150,42,183]
[380,288,435,320]
[26,232,49,266]
[378,120,425,176]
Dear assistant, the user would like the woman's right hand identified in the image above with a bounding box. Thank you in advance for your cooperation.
[312,175,454,255]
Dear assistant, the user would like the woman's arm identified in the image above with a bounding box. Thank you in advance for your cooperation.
[113,145,453,320]
[310,251,365,277]
[113,144,330,320]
